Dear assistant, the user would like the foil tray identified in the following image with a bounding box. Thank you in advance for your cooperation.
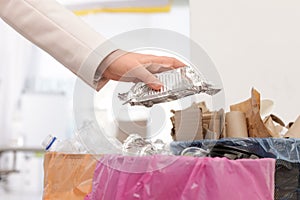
[118,66,221,107]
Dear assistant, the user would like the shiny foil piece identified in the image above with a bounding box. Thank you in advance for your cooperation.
[122,134,171,156]
[118,66,222,107]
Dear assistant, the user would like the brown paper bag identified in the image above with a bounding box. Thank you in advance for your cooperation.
[43,152,98,200]
[230,88,272,138]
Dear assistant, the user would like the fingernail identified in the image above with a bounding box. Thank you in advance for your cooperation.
[150,83,163,90]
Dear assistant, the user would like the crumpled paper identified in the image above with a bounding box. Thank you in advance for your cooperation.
[230,88,272,138]
[263,114,287,138]
[285,116,300,138]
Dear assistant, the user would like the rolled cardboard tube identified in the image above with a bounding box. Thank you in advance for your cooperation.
[285,116,300,138]
[225,111,248,138]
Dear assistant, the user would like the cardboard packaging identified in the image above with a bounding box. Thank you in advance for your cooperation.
[171,103,224,141]
[225,111,248,138]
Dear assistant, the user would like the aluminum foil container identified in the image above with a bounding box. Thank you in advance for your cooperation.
[118,66,221,107]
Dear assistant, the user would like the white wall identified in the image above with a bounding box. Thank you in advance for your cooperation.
[190,0,300,122]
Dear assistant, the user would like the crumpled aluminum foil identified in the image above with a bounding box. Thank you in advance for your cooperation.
[122,134,171,156]
[118,66,222,107]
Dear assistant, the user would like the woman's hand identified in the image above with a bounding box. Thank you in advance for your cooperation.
[99,51,186,90]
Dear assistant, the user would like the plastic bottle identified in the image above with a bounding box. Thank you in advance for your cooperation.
[42,121,122,154]
[41,134,87,153]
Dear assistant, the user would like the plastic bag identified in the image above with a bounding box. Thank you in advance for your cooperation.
[43,152,98,200]
[85,155,275,200]
[275,160,300,200]
[170,138,300,162]
[170,138,300,200]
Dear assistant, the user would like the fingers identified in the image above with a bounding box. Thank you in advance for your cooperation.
[101,52,185,91]
[104,62,163,90]
[143,55,186,69]
[145,64,173,74]
[128,67,163,90]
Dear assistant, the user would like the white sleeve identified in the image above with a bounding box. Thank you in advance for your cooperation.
[0,0,117,89]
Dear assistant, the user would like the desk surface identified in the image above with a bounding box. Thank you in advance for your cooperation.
[0,146,44,153]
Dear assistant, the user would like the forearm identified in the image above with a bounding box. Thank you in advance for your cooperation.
[0,0,117,88]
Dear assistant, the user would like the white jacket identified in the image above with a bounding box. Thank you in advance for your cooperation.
[0,0,117,89]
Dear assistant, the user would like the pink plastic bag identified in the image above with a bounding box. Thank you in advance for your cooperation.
[85,155,275,200]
